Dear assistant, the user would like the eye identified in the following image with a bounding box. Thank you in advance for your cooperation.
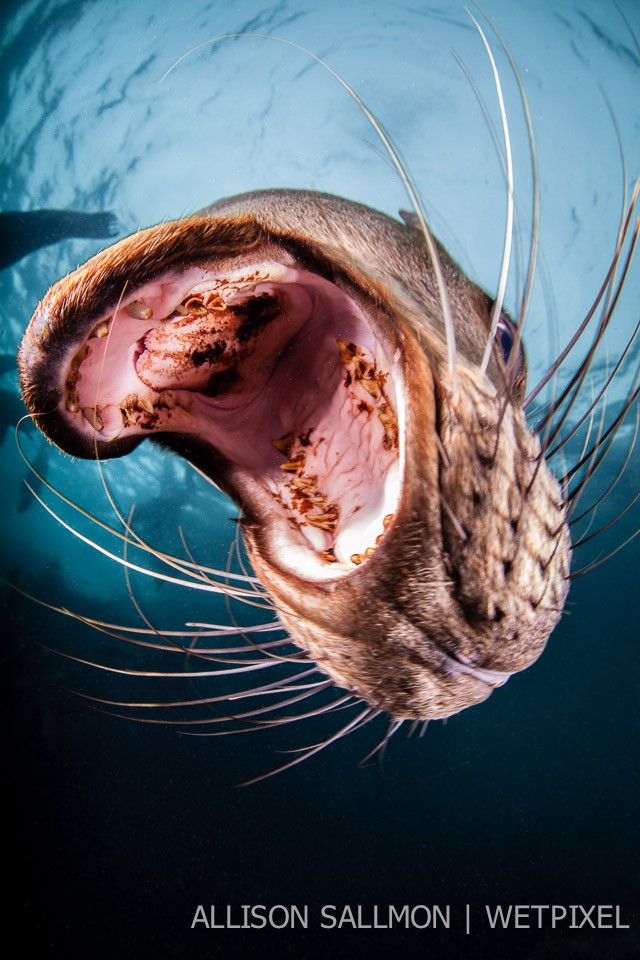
[496,312,525,379]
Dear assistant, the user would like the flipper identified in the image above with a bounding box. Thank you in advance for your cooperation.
[0,209,120,270]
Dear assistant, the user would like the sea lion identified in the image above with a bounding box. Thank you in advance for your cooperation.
[18,188,571,723]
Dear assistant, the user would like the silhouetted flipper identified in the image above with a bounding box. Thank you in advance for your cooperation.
[0,209,120,270]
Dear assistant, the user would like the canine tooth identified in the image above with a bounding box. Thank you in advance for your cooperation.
[66,399,79,413]
[138,395,155,415]
[125,299,153,321]
[82,406,103,431]
[89,320,110,338]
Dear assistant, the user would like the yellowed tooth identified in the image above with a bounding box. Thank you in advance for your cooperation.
[66,398,79,413]
[383,514,394,529]
[337,338,362,364]
[125,300,153,321]
[377,402,394,423]
[360,378,381,400]
[290,475,315,490]
[272,432,295,456]
[71,345,89,371]
[82,406,103,432]
[353,357,372,380]
[121,407,137,426]
[89,320,110,339]
[280,454,306,473]
[157,392,175,409]
[365,546,376,557]
[350,553,365,565]
[184,297,206,316]
[306,511,338,530]
[138,395,155,415]
[320,549,337,564]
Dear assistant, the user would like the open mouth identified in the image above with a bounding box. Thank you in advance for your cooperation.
[55,259,405,582]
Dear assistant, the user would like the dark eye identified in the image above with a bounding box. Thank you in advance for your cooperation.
[496,312,524,379]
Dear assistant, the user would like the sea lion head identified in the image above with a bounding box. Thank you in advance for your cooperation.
[18,187,571,722]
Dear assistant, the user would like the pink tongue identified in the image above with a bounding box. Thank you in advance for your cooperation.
[135,312,247,391]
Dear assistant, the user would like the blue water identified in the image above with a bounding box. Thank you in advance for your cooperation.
[1,1,639,958]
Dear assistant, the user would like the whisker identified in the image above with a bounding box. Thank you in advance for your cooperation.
[465,14,515,378]
[525,177,640,412]
[68,676,330,710]
[569,402,640,529]
[16,419,265,595]
[162,31,459,389]
[359,718,404,766]
[239,705,380,786]
[545,316,640,461]
[569,525,640,580]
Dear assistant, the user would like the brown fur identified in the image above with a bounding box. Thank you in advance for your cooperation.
[18,189,570,720]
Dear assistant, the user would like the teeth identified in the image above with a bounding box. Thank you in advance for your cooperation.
[360,378,382,400]
[353,357,372,379]
[157,392,175,409]
[137,395,155,415]
[280,454,306,473]
[82,406,103,432]
[290,475,315,491]
[272,432,295,456]
[71,345,89,371]
[337,338,362,364]
[350,553,365,565]
[89,320,110,339]
[66,399,78,413]
[183,297,206,316]
[383,513,394,528]
[125,299,153,321]
[306,507,339,531]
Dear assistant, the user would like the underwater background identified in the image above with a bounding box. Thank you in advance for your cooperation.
[1,0,638,957]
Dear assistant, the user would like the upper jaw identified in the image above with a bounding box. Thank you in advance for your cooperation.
[19,225,412,587]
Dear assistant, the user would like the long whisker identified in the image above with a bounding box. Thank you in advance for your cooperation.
[473,0,540,338]
[161,32,458,388]
[239,705,380,786]
[569,402,640,528]
[465,14,515,377]
[525,177,640,411]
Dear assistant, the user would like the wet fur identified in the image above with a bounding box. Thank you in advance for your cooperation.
[19,189,571,720]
